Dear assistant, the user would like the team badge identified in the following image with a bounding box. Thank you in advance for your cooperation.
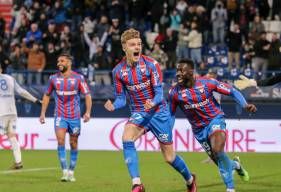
[121,70,128,77]
[197,86,205,93]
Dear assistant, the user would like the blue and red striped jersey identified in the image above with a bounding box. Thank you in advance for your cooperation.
[112,55,166,113]
[45,71,90,119]
[169,77,247,129]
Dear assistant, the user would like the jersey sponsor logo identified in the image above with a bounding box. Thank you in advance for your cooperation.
[56,90,78,96]
[218,83,230,92]
[126,80,151,91]
[184,99,210,109]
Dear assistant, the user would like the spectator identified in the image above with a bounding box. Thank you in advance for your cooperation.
[242,39,255,68]
[150,43,168,70]
[72,24,88,68]
[43,42,60,83]
[159,8,171,33]
[177,24,189,60]
[184,21,203,66]
[9,43,26,84]
[108,18,124,66]
[25,23,42,45]
[42,20,60,49]
[94,15,110,40]
[108,0,125,23]
[176,0,188,16]
[226,23,242,70]
[22,41,46,85]
[268,33,281,71]
[249,15,265,41]
[252,32,270,80]
[0,13,6,39]
[0,44,11,73]
[211,0,227,44]
[12,5,32,31]
[169,9,181,31]
[90,45,111,85]
[163,28,178,69]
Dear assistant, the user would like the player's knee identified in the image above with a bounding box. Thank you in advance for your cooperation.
[163,153,176,164]
[70,141,78,149]
[164,155,175,164]
[122,132,136,141]
[57,138,65,146]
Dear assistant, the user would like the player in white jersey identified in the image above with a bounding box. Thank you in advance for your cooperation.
[0,65,41,169]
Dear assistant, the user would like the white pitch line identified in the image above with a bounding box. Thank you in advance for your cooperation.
[0,167,59,174]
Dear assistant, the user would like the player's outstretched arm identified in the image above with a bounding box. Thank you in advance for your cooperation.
[234,75,257,90]
[14,79,40,103]
[39,94,50,124]
[83,94,92,122]
[104,99,115,111]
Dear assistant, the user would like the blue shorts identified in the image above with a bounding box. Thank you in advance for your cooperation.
[54,117,81,135]
[193,116,226,159]
[127,109,174,144]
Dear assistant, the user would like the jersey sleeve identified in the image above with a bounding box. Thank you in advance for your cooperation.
[208,78,248,108]
[45,76,54,96]
[78,75,90,95]
[112,70,126,110]
[150,61,164,105]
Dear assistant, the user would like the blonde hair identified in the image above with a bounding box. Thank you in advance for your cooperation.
[121,28,140,44]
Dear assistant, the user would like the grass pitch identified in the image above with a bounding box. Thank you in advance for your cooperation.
[0,151,280,192]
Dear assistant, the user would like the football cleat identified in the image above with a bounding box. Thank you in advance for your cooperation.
[67,171,76,182]
[226,189,236,192]
[10,162,23,170]
[187,174,197,192]
[132,184,145,192]
[61,170,69,182]
[233,156,250,182]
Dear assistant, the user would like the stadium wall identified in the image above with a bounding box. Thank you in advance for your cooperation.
[0,118,280,153]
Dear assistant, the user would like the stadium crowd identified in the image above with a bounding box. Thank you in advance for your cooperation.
[0,0,280,85]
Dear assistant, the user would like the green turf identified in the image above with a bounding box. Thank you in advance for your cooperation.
[0,151,280,192]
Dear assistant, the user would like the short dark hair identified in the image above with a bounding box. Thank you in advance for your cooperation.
[178,59,195,69]
[59,53,73,62]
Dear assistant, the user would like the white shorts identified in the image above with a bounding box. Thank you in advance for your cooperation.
[0,115,17,135]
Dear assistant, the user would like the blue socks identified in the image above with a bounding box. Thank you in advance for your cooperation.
[57,146,78,171]
[69,149,78,170]
[123,141,140,179]
[216,152,235,189]
[57,146,67,170]
[169,155,192,181]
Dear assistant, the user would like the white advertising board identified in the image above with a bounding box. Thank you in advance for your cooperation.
[0,118,280,152]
